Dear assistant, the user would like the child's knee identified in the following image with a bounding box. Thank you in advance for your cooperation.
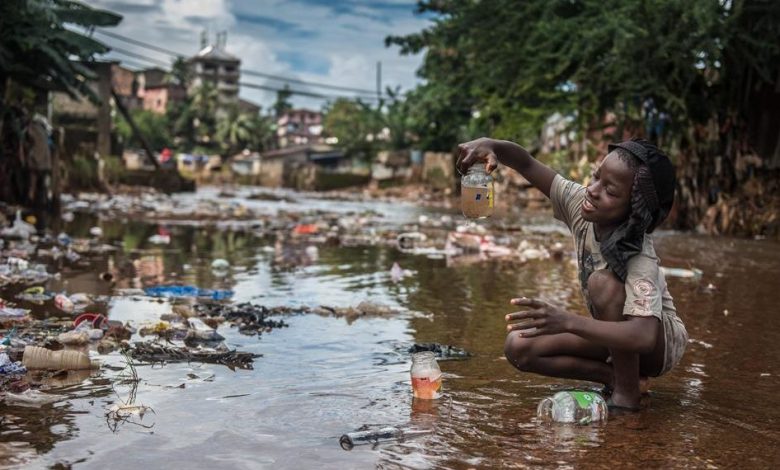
[504,331,535,371]
[587,269,626,320]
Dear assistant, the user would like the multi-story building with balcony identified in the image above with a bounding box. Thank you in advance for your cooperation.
[188,32,240,117]
[276,108,323,148]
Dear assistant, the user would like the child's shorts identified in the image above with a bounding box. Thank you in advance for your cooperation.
[659,314,688,376]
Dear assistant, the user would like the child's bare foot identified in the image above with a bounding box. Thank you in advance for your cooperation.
[606,392,641,412]
[602,376,650,397]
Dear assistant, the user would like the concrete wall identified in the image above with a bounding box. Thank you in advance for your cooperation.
[422,151,455,189]
[259,160,285,187]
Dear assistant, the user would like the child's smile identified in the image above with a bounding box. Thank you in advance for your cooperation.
[581,152,636,235]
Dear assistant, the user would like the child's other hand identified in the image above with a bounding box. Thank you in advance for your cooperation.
[457,138,499,174]
[505,297,572,337]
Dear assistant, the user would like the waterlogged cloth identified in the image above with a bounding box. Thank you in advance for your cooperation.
[550,174,688,375]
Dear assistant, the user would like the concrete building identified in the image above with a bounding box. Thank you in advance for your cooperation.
[135,67,167,98]
[238,98,261,116]
[276,109,323,148]
[142,83,186,114]
[188,31,240,117]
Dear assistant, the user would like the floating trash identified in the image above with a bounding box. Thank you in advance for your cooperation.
[661,267,703,281]
[339,426,434,450]
[143,285,234,300]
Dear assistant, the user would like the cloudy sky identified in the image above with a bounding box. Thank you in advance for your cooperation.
[89,0,434,111]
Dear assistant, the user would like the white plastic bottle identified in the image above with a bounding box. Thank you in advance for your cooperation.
[410,351,442,399]
[536,390,608,424]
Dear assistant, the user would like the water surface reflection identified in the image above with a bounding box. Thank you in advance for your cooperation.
[1,193,779,468]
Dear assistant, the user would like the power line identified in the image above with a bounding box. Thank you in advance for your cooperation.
[239,81,378,101]
[94,28,388,97]
[108,45,170,68]
[105,45,381,102]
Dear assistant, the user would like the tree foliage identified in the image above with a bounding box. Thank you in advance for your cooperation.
[322,98,383,160]
[388,0,780,231]
[216,107,274,155]
[115,109,171,150]
[0,0,121,101]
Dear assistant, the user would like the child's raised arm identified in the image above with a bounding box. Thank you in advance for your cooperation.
[457,138,558,198]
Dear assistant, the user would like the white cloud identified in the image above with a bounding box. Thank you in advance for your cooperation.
[90,0,430,111]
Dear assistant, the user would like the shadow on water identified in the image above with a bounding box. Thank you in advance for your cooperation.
[2,194,780,468]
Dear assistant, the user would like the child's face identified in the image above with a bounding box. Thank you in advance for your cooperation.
[581,152,635,228]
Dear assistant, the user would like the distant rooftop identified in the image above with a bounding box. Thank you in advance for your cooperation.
[193,44,239,62]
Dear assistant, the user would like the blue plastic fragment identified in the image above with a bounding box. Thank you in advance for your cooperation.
[143,285,234,300]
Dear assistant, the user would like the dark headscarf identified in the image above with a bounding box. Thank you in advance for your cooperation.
[600,139,676,282]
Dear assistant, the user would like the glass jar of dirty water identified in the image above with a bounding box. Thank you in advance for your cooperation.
[536,390,608,424]
[461,165,494,219]
[410,351,442,399]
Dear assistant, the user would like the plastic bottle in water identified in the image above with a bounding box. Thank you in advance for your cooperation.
[339,427,434,450]
[536,390,608,424]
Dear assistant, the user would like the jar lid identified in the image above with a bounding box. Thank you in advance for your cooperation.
[411,350,436,360]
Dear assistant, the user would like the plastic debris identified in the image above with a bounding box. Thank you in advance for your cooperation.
[16,286,53,304]
[397,232,427,252]
[148,234,171,244]
[409,343,473,361]
[0,352,27,375]
[54,294,75,313]
[143,285,234,300]
[68,293,92,309]
[0,303,30,320]
[107,403,154,420]
[390,262,414,282]
[73,312,108,329]
[340,426,433,450]
[89,226,103,238]
[185,317,225,342]
[22,345,96,370]
[661,267,703,281]
[210,258,230,270]
[57,330,90,345]
[56,232,72,246]
[3,389,60,407]
[292,224,318,235]
[0,211,37,239]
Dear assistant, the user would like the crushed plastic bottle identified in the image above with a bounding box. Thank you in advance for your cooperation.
[339,427,434,450]
[536,390,608,424]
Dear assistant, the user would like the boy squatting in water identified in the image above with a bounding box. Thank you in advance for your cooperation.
[457,138,688,411]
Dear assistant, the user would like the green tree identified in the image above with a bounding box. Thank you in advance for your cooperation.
[170,56,192,88]
[115,109,171,150]
[190,82,218,144]
[381,88,417,151]
[388,0,780,233]
[167,96,196,150]
[273,84,293,117]
[216,108,274,154]
[323,98,383,161]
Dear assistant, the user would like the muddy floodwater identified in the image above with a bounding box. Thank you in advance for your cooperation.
[2,187,779,469]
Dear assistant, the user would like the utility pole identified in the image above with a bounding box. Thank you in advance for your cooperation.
[376,61,382,103]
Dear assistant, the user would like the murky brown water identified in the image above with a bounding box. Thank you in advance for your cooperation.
[2,187,779,469]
